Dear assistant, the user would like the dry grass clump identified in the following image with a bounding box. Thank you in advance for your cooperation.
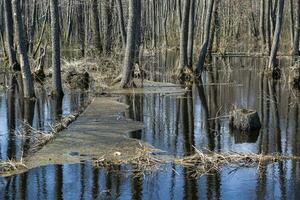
[62,55,122,92]
[94,143,163,174]
[0,160,27,174]
[94,144,300,177]
[175,150,300,176]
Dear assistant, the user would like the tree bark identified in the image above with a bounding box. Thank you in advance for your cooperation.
[50,0,64,96]
[195,0,215,76]
[116,0,127,49]
[12,0,35,98]
[268,0,285,79]
[260,0,267,51]
[120,0,140,88]
[187,0,195,68]
[293,0,300,55]
[4,0,20,71]
[178,0,190,72]
[92,0,102,52]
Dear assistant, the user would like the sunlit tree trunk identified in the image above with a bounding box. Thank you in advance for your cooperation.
[268,0,285,79]
[120,0,140,88]
[195,0,215,76]
[178,0,190,73]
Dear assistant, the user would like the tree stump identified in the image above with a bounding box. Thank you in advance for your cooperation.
[230,109,262,131]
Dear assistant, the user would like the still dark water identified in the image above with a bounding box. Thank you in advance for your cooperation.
[1,54,300,200]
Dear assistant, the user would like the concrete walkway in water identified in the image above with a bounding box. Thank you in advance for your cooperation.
[5,82,186,176]
[25,97,144,170]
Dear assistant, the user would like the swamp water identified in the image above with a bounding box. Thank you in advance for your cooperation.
[1,54,300,200]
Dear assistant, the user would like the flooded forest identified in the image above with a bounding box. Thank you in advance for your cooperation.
[0,0,300,199]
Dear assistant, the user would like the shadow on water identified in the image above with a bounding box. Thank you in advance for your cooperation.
[1,53,300,199]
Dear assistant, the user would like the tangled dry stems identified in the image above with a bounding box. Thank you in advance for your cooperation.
[95,146,300,177]
[94,143,163,174]
[0,160,27,174]
[62,55,122,92]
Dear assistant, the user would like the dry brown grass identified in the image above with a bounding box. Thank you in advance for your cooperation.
[0,160,27,174]
[62,54,122,92]
[175,149,300,177]
[95,145,300,177]
[94,143,163,174]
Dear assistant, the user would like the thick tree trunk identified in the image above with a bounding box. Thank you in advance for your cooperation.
[4,0,20,71]
[187,0,195,68]
[120,0,140,88]
[268,0,285,79]
[178,0,190,72]
[195,0,215,76]
[12,0,35,98]
[50,0,63,96]
[207,0,220,62]
[293,0,300,55]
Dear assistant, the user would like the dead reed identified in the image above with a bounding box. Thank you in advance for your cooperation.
[0,160,27,174]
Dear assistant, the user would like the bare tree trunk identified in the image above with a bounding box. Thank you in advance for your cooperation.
[293,0,300,55]
[195,0,215,76]
[266,0,272,54]
[77,0,85,57]
[268,0,285,79]
[92,0,102,52]
[134,0,141,64]
[12,0,35,98]
[120,0,140,88]
[290,0,295,48]
[29,0,37,53]
[116,0,127,49]
[178,0,190,73]
[4,0,20,71]
[207,0,220,62]
[50,0,63,96]
[187,0,195,68]
[260,0,267,51]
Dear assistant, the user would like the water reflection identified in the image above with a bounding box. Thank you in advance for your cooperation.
[0,75,90,162]
[1,55,300,199]
[125,57,299,158]
[2,161,300,200]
